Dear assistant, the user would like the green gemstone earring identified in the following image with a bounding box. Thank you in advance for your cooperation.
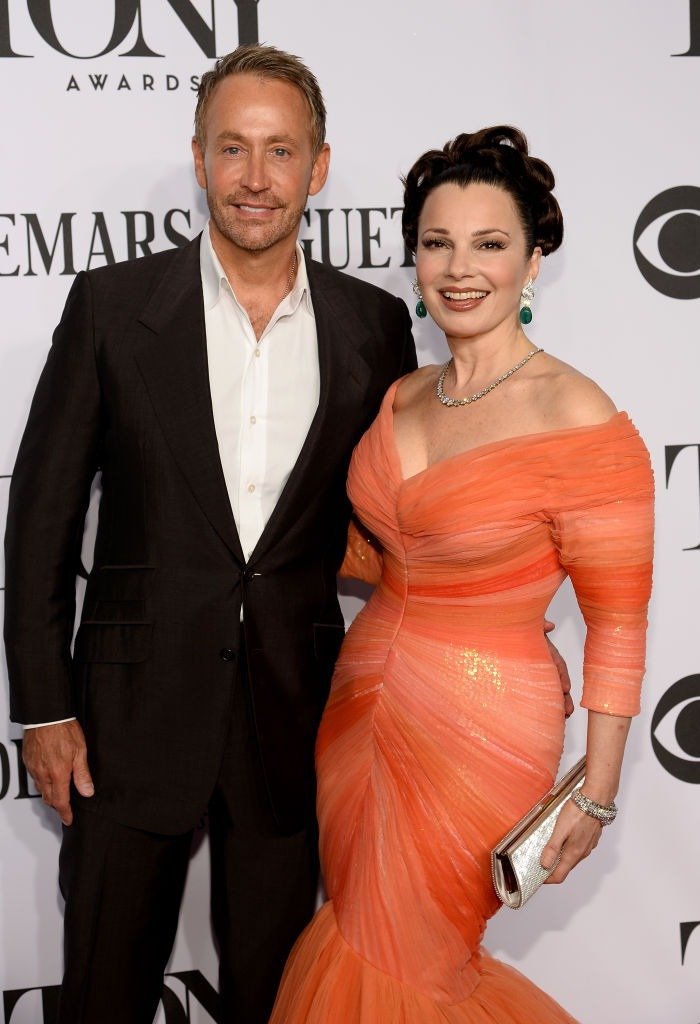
[412,280,428,319]
[519,279,534,325]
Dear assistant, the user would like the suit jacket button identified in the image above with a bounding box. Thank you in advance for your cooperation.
[219,648,236,662]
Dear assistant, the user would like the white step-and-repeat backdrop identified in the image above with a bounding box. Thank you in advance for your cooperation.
[1,2,699,1022]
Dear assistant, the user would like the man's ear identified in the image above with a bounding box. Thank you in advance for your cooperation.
[192,136,207,191]
[308,143,331,197]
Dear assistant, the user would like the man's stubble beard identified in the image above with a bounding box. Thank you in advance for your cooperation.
[207,190,308,254]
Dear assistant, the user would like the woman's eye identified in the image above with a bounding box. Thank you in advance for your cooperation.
[423,238,448,249]
[479,239,505,250]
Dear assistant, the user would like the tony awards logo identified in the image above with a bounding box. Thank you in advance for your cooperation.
[3,972,222,1023]
[0,1,260,58]
[674,0,700,55]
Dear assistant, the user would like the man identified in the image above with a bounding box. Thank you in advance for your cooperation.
[4,45,416,1024]
[5,44,571,1024]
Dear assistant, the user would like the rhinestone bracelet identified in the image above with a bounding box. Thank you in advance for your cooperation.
[571,789,618,826]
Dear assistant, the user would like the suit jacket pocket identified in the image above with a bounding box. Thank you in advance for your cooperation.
[86,565,155,624]
[73,622,153,663]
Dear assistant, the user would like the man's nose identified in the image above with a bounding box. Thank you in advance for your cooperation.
[240,151,269,192]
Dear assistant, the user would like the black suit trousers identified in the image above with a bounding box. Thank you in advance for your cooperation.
[56,643,319,1024]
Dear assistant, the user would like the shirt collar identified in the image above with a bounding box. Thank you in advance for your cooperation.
[199,222,312,316]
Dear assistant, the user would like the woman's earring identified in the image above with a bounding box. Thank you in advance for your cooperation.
[519,279,535,325]
[412,280,427,319]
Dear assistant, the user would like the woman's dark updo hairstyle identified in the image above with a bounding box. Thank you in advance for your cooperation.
[402,126,563,258]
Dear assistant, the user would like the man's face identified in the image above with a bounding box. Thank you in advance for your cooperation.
[193,73,329,256]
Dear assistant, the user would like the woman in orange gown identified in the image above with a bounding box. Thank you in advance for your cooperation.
[270,127,654,1023]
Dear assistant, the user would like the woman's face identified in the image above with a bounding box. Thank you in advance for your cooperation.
[415,181,541,344]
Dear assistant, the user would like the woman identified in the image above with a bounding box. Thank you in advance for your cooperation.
[270,127,654,1023]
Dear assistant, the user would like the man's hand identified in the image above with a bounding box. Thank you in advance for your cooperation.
[22,721,94,825]
[544,620,574,718]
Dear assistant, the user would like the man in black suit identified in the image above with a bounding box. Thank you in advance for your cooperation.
[4,45,416,1024]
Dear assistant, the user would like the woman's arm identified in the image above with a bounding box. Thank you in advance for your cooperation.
[541,711,630,882]
[339,515,383,585]
[540,412,654,883]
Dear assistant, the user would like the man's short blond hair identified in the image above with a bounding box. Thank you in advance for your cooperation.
[194,44,327,155]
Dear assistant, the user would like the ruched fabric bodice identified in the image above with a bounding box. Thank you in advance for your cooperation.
[271,379,654,1023]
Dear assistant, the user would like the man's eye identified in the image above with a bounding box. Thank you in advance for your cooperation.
[272,148,289,157]
[224,146,240,155]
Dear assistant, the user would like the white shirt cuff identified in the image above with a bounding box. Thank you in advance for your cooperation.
[23,717,77,729]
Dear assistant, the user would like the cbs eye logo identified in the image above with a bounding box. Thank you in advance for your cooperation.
[651,674,700,782]
[633,186,700,299]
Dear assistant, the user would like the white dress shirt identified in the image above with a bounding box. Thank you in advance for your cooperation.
[201,226,320,559]
[26,225,320,728]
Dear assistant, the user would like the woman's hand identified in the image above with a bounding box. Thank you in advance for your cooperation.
[542,710,631,883]
[540,796,603,884]
[543,620,574,718]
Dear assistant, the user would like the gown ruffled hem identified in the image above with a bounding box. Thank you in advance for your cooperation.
[270,901,580,1024]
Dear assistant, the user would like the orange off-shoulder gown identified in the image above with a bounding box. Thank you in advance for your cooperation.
[270,379,654,1023]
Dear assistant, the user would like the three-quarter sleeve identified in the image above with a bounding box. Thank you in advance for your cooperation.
[339,515,384,585]
[547,418,654,717]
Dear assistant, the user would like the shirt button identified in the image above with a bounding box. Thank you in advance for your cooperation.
[219,648,236,662]
[254,348,261,358]
[247,483,255,493]
[250,415,256,425]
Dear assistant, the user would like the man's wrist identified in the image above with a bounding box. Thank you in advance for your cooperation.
[23,717,77,730]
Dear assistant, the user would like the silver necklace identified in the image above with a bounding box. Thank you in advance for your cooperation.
[436,348,544,408]
[285,251,298,296]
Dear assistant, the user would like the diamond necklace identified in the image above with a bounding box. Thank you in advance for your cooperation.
[436,347,544,408]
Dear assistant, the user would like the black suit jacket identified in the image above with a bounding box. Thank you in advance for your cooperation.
[4,236,417,835]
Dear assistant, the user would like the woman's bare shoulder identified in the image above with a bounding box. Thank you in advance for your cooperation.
[394,364,440,410]
[535,353,617,428]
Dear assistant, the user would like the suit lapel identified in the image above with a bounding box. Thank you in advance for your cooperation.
[250,257,373,561]
[132,237,245,564]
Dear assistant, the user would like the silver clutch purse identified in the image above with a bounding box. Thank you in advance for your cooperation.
[491,756,586,909]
